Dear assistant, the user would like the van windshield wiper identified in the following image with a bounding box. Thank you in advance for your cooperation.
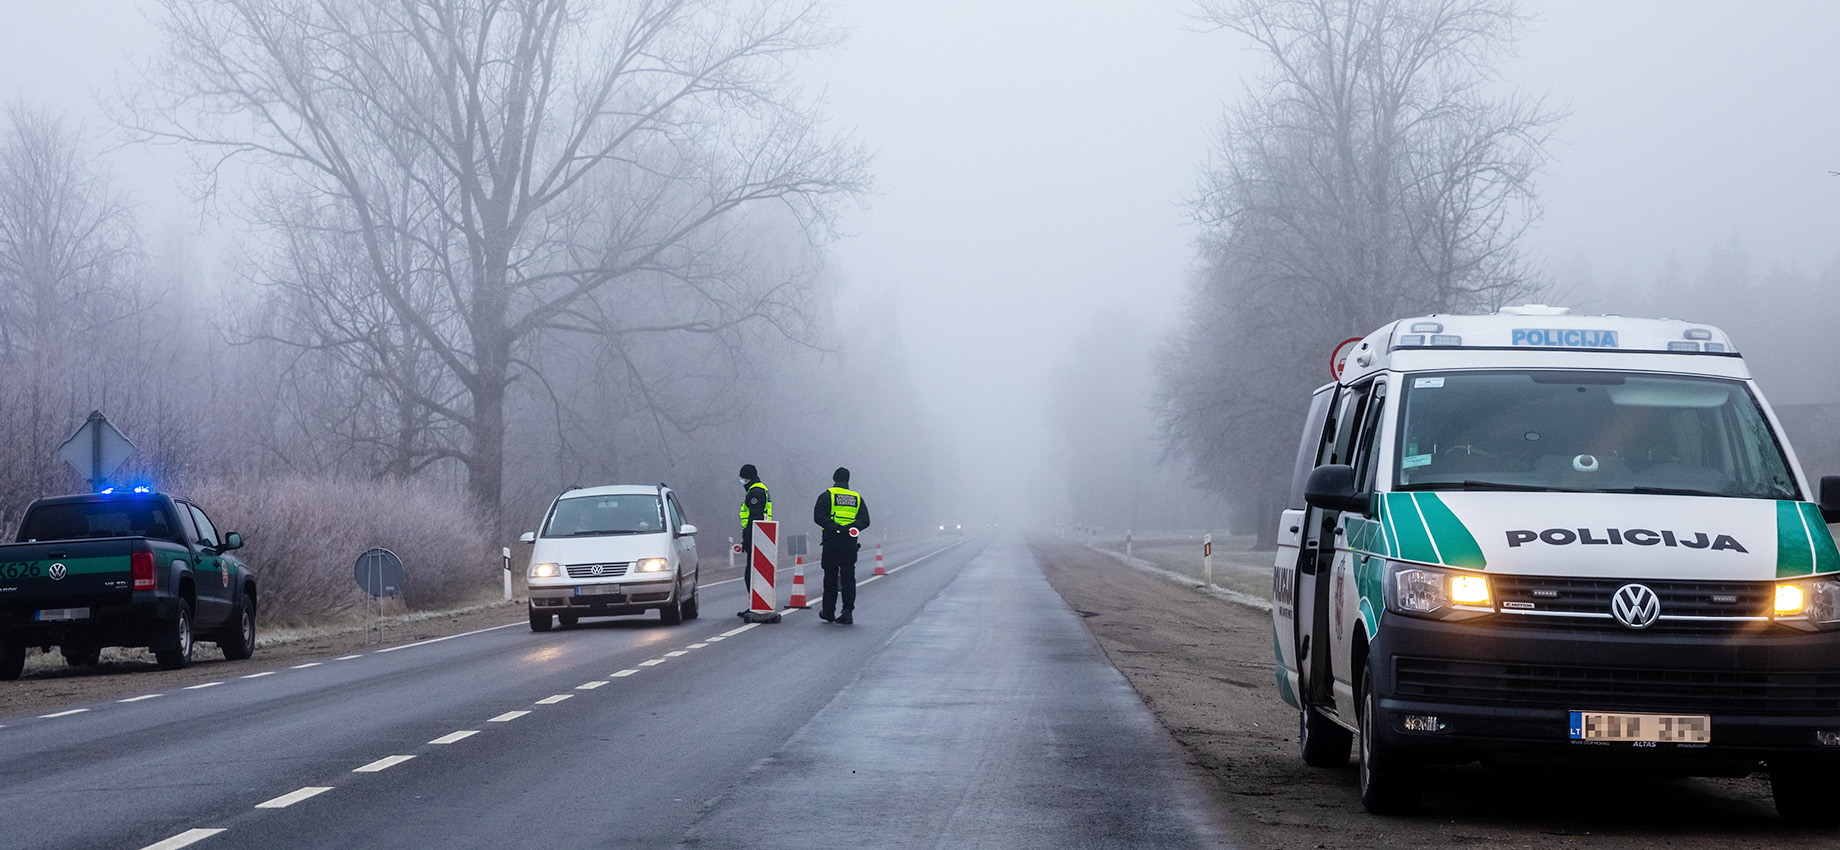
[1399,481,1576,493]
[1601,486,1741,498]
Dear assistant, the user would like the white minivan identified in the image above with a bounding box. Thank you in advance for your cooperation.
[1273,306,1840,823]
[521,484,700,630]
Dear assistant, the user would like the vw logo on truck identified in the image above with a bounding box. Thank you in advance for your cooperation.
[1611,584,1660,629]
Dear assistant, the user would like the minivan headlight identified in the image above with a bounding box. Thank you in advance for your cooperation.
[636,558,668,573]
[1387,564,1493,621]
[529,562,560,579]
[1773,578,1840,631]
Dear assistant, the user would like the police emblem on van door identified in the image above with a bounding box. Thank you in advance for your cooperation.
[48,563,66,580]
[1611,584,1660,629]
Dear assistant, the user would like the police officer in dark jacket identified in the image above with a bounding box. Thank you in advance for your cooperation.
[812,467,869,624]
[738,464,771,606]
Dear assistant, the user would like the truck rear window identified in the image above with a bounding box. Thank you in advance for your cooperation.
[16,501,185,543]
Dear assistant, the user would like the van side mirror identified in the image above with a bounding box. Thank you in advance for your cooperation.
[222,532,243,551]
[518,532,536,544]
[1303,464,1368,515]
[1820,476,1840,523]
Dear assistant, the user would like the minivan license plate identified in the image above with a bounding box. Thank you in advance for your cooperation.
[1569,711,1710,743]
[577,585,622,597]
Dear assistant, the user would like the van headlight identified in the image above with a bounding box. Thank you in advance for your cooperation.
[636,558,668,573]
[1773,578,1840,631]
[529,562,561,579]
[1387,564,1493,621]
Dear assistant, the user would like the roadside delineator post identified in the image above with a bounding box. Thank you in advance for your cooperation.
[740,520,781,624]
[1203,533,1214,589]
[789,554,808,608]
[873,542,885,576]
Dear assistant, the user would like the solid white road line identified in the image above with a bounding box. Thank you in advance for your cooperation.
[353,755,415,773]
[577,681,607,690]
[40,709,88,719]
[374,622,522,653]
[290,662,321,669]
[139,828,226,850]
[489,711,530,722]
[429,731,479,745]
[119,694,162,703]
[611,669,639,677]
[241,672,276,679]
[256,787,332,809]
[183,682,223,690]
[536,694,573,705]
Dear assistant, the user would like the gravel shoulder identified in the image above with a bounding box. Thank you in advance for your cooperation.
[1030,538,1837,850]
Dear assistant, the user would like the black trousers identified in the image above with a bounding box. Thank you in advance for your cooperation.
[820,537,859,617]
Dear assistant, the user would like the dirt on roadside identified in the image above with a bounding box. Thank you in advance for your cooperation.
[1030,538,1838,850]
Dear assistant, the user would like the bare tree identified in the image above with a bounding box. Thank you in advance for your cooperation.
[1160,0,1560,543]
[131,0,868,517]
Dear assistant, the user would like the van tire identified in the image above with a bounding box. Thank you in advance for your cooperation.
[681,586,699,621]
[0,637,25,680]
[1771,765,1840,826]
[1358,662,1421,814]
[529,608,553,632]
[1300,705,1352,767]
[660,596,684,626]
[154,601,195,671]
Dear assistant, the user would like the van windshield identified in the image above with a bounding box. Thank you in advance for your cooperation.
[542,495,666,537]
[1394,371,1797,500]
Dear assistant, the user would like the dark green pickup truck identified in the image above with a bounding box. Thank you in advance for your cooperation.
[0,490,257,679]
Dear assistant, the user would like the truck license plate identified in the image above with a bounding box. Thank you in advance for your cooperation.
[1570,711,1710,743]
[576,585,622,597]
[34,608,90,622]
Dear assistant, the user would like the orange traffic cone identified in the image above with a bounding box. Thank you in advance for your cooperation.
[789,555,808,608]
[873,543,885,576]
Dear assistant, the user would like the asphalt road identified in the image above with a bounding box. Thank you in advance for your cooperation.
[0,534,1230,850]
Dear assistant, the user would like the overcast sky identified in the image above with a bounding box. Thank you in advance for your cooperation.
[4,0,1839,522]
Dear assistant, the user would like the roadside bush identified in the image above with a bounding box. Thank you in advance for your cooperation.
[180,476,500,625]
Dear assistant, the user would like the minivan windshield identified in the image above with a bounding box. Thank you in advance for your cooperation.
[542,494,667,537]
[1395,371,1797,500]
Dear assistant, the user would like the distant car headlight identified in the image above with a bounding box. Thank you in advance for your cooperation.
[636,558,668,572]
[529,562,560,579]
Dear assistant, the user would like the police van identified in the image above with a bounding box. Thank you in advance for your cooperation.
[1272,305,1840,821]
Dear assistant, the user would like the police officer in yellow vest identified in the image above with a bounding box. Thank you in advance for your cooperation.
[812,467,870,624]
[738,464,772,604]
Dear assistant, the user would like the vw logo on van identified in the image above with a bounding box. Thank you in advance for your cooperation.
[590,563,604,577]
[1611,584,1661,629]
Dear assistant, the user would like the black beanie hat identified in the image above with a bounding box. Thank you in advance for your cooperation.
[739,463,758,480]
[833,467,850,485]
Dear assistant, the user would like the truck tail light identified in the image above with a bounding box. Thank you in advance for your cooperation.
[131,551,156,590]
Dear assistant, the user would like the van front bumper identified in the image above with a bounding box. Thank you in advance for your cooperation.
[1370,615,1840,770]
[529,580,678,614]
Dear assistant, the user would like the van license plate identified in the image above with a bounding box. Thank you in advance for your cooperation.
[35,608,89,622]
[1569,711,1710,743]
[577,585,622,597]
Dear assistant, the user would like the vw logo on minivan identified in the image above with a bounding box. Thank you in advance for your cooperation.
[1611,584,1661,629]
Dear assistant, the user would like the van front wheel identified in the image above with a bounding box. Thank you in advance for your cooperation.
[1300,705,1352,767]
[1358,662,1421,815]
[1772,764,1840,826]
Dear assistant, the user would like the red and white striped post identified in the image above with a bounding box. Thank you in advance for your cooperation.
[789,554,808,608]
[734,520,782,623]
[873,542,885,576]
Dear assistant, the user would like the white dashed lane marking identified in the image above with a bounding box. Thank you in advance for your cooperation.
[429,731,479,745]
[183,682,223,690]
[639,659,665,667]
[40,709,88,719]
[242,672,275,679]
[353,755,415,773]
[336,654,363,660]
[577,681,607,690]
[489,711,530,722]
[138,828,225,850]
[118,694,162,703]
[687,643,707,649]
[665,650,688,657]
[612,669,638,677]
[536,695,573,705]
[290,662,321,669]
[256,786,332,809]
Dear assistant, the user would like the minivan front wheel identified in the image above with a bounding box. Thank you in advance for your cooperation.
[1358,662,1421,814]
[529,607,553,632]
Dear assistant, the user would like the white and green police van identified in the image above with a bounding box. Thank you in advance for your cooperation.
[1273,305,1840,821]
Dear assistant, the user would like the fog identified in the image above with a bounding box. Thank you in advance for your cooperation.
[2,0,1838,537]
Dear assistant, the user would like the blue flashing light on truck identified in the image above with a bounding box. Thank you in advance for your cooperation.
[0,490,256,678]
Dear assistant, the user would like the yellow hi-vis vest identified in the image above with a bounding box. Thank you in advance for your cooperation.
[826,486,862,527]
[740,481,772,524]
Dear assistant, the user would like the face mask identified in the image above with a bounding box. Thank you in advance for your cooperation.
[739,478,747,487]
